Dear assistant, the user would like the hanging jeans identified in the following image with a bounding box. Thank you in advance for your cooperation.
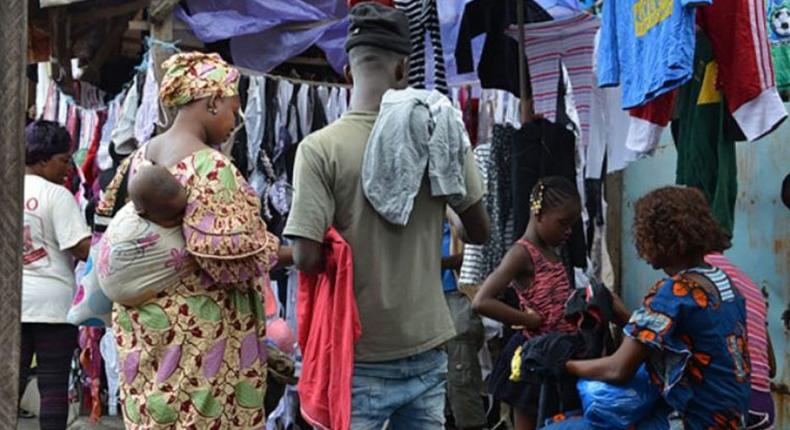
[510,119,587,269]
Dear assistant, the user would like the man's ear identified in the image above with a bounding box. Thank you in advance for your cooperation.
[395,58,407,82]
[344,64,353,85]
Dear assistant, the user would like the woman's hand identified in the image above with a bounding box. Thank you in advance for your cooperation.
[520,307,544,329]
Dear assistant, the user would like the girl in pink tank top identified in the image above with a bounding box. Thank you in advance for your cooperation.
[473,176,582,430]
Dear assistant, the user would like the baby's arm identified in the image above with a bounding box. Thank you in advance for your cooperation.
[472,245,543,329]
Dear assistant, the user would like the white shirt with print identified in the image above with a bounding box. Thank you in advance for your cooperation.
[23,174,91,323]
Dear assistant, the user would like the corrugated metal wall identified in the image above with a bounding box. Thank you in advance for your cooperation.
[620,116,789,425]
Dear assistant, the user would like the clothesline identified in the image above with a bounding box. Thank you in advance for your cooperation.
[254,70,352,89]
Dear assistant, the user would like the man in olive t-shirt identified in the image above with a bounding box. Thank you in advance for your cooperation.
[284,3,489,429]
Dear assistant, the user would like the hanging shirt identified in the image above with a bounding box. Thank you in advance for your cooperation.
[671,33,739,235]
[597,0,708,109]
[23,175,91,323]
[587,30,637,179]
[768,0,790,91]
[455,0,552,95]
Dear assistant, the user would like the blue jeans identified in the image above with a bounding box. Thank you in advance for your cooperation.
[351,348,448,430]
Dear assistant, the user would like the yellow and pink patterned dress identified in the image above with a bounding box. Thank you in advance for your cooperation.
[98,147,278,429]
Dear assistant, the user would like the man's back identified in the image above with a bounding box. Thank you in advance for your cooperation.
[286,111,484,362]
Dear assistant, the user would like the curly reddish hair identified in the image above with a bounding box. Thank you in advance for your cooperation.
[634,186,731,268]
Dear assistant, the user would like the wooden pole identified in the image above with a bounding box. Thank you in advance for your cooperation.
[516,0,530,124]
[0,0,28,427]
[605,171,624,294]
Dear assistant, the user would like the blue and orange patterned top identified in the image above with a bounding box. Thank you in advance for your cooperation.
[624,266,751,430]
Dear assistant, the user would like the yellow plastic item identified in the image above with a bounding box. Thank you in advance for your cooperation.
[509,345,523,382]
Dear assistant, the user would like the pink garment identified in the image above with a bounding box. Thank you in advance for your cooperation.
[705,253,772,392]
[508,13,600,149]
[511,239,576,337]
[297,227,361,430]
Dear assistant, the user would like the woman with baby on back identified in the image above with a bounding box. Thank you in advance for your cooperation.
[98,52,280,429]
[474,176,581,430]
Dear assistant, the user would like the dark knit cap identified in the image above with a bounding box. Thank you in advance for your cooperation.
[345,2,412,55]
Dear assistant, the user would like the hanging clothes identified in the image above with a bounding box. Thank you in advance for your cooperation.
[696,0,787,141]
[111,74,141,153]
[134,59,159,146]
[768,0,790,91]
[624,90,677,154]
[97,99,120,171]
[245,76,267,175]
[533,0,583,18]
[436,0,484,85]
[596,0,698,109]
[458,86,480,147]
[458,144,492,287]
[672,34,741,236]
[35,63,49,119]
[507,13,600,150]
[243,76,347,240]
[395,0,448,94]
[610,0,787,149]
[455,0,552,95]
[510,119,587,269]
[586,30,637,178]
[458,127,515,287]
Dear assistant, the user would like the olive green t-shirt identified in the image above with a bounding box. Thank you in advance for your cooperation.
[284,111,485,362]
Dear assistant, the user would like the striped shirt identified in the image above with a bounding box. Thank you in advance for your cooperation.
[705,253,771,392]
[506,13,600,150]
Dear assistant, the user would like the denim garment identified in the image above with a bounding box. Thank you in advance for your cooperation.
[351,348,448,430]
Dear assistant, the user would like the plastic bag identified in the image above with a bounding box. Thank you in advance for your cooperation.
[541,417,593,430]
[578,365,660,429]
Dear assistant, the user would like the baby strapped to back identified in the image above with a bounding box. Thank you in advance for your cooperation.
[97,165,196,306]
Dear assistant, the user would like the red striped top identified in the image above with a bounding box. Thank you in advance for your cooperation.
[512,239,576,338]
[705,253,771,392]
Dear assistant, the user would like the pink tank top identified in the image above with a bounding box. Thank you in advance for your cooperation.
[511,239,576,337]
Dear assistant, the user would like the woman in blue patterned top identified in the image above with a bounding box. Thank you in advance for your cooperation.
[565,186,750,429]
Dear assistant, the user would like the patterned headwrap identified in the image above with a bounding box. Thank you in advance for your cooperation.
[159,52,240,108]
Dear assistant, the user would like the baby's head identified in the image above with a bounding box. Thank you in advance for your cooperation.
[634,186,730,273]
[129,165,187,228]
[528,176,582,247]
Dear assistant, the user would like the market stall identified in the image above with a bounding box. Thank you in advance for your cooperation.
[2,0,789,428]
